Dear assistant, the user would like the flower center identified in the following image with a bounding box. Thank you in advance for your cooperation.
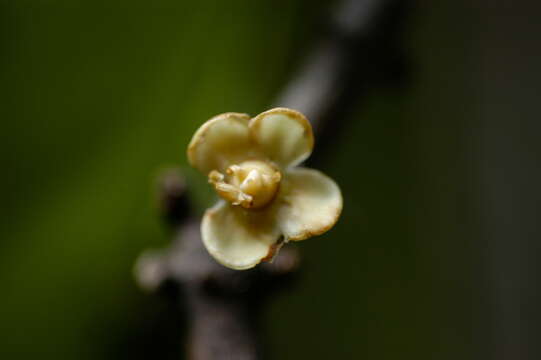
[208,160,281,209]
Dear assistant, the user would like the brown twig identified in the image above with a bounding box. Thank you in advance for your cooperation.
[134,0,408,359]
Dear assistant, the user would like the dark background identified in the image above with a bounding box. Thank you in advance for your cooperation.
[1,1,540,359]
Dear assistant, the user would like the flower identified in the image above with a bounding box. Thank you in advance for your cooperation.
[187,107,342,270]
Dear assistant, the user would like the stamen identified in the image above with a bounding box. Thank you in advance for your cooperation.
[208,160,281,209]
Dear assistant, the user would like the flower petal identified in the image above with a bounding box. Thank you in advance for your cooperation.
[249,108,314,168]
[277,167,342,241]
[187,113,256,174]
[201,201,282,270]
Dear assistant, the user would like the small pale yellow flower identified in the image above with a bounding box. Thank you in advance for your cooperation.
[187,107,342,270]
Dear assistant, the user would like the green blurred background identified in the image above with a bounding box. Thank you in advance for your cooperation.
[2,1,540,359]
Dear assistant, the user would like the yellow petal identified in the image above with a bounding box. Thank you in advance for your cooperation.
[187,113,257,174]
[249,108,314,168]
[277,167,342,241]
[201,201,281,270]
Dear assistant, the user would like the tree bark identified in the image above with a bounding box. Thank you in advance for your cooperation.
[134,0,409,358]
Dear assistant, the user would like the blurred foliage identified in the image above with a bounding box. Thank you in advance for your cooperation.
[0,0,328,358]
[0,1,478,359]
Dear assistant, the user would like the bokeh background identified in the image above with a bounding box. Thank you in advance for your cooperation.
[2,1,540,359]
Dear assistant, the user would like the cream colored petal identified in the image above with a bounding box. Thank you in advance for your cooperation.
[187,112,257,174]
[201,201,282,270]
[277,167,342,241]
[249,107,314,168]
